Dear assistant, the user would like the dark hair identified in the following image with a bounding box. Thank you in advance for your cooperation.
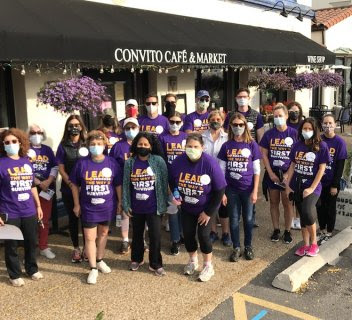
[164,93,177,102]
[61,115,87,143]
[235,87,250,97]
[186,132,204,146]
[0,128,30,157]
[168,111,182,120]
[298,117,321,152]
[130,132,164,157]
[287,101,303,123]
[145,93,159,102]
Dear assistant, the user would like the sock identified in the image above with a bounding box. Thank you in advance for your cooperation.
[122,237,129,242]
[204,261,212,267]
[96,259,102,263]
[190,256,198,263]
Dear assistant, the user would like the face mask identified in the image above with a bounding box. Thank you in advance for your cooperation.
[125,129,139,140]
[322,125,335,134]
[236,98,249,107]
[197,101,209,112]
[289,111,299,121]
[209,121,221,130]
[127,107,138,118]
[102,115,115,127]
[231,125,245,136]
[5,143,20,156]
[170,123,182,132]
[146,105,158,115]
[89,145,105,156]
[165,101,176,114]
[302,130,314,140]
[274,117,286,127]
[30,134,43,145]
[136,147,151,157]
[186,147,202,161]
[68,127,81,136]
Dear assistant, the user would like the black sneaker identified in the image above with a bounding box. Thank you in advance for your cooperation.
[244,246,254,260]
[179,236,185,245]
[271,229,280,242]
[229,247,241,262]
[119,241,130,254]
[283,230,293,244]
[170,242,180,256]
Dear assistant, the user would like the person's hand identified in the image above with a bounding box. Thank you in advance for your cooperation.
[198,212,210,226]
[171,197,182,206]
[34,178,41,186]
[123,209,133,218]
[269,173,280,183]
[222,194,227,206]
[286,186,294,198]
[73,204,81,217]
[0,217,4,226]
[303,187,313,199]
[250,192,258,204]
[37,207,43,220]
[282,173,288,184]
[40,179,51,191]
[330,187,338,196]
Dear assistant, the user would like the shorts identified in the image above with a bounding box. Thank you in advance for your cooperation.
[218,204,228,218]
[82,221,110,228]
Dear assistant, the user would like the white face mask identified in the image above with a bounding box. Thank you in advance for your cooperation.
[146,104,158,115]
[197,101,209,112]
[30,134,43,145]
[274,117,286,127]
[170,123,183,132]
[236,97,249,107]
[302,130,314,140]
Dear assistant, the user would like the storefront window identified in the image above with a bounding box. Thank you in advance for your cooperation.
[0,67,15,129]
[259,89,288,123]
[199,69,225,109]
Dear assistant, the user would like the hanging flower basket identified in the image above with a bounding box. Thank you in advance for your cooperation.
[248,72,293,91]
[319,71,344,87]
[37,76,108,115]
[291,72,322,90]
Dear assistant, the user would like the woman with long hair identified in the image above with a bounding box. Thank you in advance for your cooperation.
[287,101,304,131]
[286,118,330,257]
[56,115,88,263]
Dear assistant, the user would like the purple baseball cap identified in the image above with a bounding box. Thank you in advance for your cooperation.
[196,90,210,98]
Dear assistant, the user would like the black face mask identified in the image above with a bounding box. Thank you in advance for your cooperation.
[68,127,81,136]
[103,115,115,127]
[289,111,299,121]
[209,121,221,130]
[165,101,176,116]
[136,147,151,157]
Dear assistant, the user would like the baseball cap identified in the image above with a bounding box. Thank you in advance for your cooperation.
[102,108,115,117]
[123,117,139,128]
[196,90,210,98]
[125,99,138,107]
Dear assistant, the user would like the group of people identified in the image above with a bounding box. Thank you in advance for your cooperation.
[0,87,348,286]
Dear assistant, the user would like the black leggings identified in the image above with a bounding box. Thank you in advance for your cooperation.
[316,186,338,233]
[181,210,213,254]
[296,193,319,228]
[62,193,85,248]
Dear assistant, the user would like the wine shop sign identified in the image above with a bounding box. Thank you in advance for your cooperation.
[114,48,227,64]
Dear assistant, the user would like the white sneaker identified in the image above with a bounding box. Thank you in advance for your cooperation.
[31,272,44,281]
[10,278,25,287]
[184,260,199,275]
[295,219,301,230]
[97,260,111,274]
[87,269,98,284]
[165,222,170,232]
[198,264,215,282]
[40,248,56,259]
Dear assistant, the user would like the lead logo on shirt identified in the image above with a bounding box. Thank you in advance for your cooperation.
[131,166,156,195]
[193,119,208,131]
[7,165,34,195]
[28,149,50,172]
[269,137,293,163]
[166,141,186,164]
[294,151,315,176]
[177,172,211,204]
[225,148,251,179]
[85,168,112,197]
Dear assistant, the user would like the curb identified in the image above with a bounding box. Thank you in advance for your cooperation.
[272,226,352,292]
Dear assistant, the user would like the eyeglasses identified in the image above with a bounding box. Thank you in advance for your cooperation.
[68,124,81,128]
[169,120,182,125]
[231,123,245,128]
[200,98,209,102]
[146,102,157,106]
[4,139,19,145]
[30,131,43,135]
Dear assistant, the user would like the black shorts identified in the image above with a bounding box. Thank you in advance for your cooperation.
[218,204,228,218]
[82,221,110,228]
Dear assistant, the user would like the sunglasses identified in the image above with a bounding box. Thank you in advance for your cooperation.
[231,123,245,128]
[30,131,43,135]
[169,120,182,125]
[4,139,19,145]
[68,124,81,128]
[146,102,157,106]
[125,127,137,131]
[200,98,210,102]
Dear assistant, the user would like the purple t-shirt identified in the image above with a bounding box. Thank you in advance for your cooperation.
[69,156,122,223]
[29,144,58,180]
[139,115,170,136]
[321,135,348,187]
[158,132,187,166]
[0,157,36,218]
[259,127,298,172]
[130,158,157,214]
[110,140,132,168]
[286,120,302,131]
[217,140,262,193]
[183,111,209,132]
[289,141,330,195]
[169,153,227,215]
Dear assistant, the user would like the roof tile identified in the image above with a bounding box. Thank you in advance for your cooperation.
[315,5,352,28]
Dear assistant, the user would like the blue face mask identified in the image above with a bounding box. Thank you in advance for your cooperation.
[274,117,286,127]
[5,143,20,156]
[125,129,139,140]
[89,145,104,156]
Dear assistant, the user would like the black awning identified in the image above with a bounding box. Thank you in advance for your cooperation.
[0,0,335,66]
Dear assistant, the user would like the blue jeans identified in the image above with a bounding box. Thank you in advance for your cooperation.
[226,188,254,249]
[169,211,182,243]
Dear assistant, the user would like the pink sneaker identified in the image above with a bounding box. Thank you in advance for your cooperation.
[295,245,309,257]
[306,244,319,257]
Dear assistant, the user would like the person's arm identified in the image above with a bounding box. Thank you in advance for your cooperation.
[251,159,261,203]
[303,163,326,198]
[331,159,345,189]
[71,184,81,217]
[198,187,226,226]
[256,127,264,143]
[285,162,295,197]
[31,187,43,220]
[116,185,122,214]
[58,164,72,188]
[260,147,279,183]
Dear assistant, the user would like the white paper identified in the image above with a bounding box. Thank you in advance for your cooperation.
[39,189,55,200]
[0,224,24,240]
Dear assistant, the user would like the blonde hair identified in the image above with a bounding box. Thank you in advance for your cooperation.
[208,110,225,121]
[273,103,288,115]
[228,112,253,144]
